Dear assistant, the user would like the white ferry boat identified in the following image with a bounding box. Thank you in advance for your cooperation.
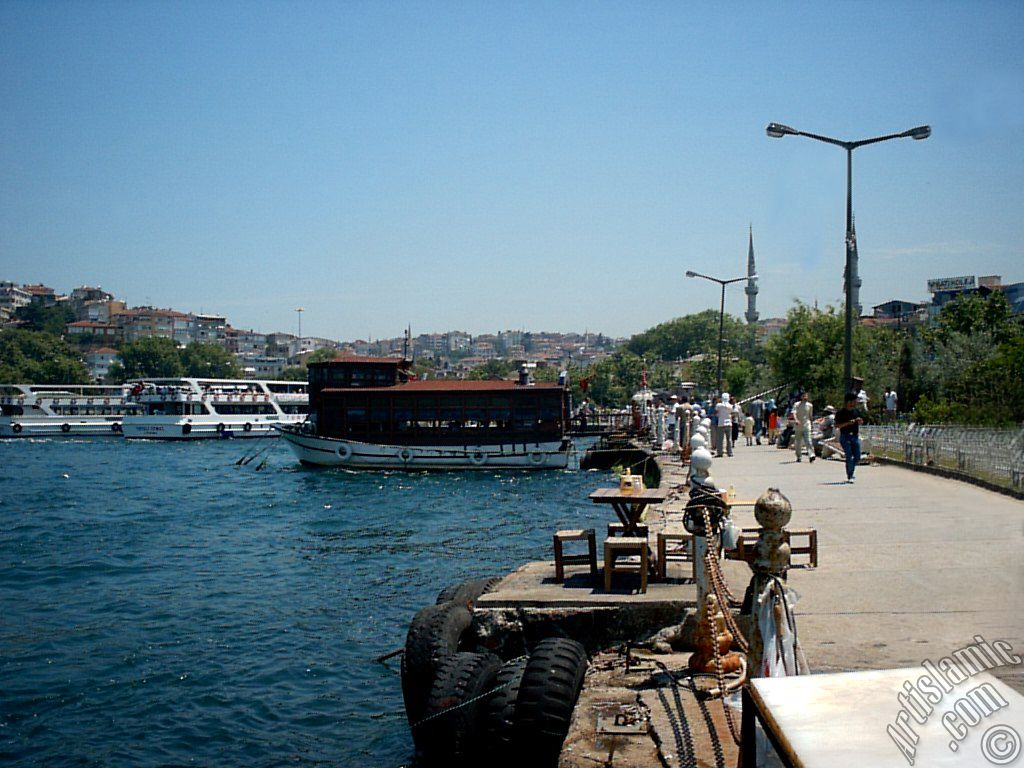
[276,357,573,470]
[121,378,309,440]
[0,384,141,438]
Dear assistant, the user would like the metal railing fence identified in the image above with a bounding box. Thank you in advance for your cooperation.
[862,424,1024,492]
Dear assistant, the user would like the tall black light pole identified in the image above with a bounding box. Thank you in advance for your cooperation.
[685,270,755,395]
[766,122,930,392]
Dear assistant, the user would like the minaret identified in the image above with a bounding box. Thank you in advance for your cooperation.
[744,225,759,324]
[846,213,863,317]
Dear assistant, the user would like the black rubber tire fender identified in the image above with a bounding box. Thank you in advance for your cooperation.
[415,651,502,766]
[401,602,473,723]
[435,576,502,606]
[512,637,589,762]
[483,656,528,751]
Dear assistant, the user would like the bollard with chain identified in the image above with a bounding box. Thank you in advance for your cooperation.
[743,487,793,677]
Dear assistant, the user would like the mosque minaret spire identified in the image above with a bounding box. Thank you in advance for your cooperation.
[744,225,759,324]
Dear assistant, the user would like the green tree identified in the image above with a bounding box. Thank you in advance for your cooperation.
[723,360,755,398]
[0,329,90,383]
[626,310,754,362]
[765,303,845,406]
[467,359,516,380]
[278,366,308,381]
[109,337,184,381]
[933,290,1016,343]
[305,347,342,364]
[181,343,241,378]
[13,303,77,336]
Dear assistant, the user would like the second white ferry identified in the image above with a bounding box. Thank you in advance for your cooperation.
[121,378,309,440]
[0,384,142,438]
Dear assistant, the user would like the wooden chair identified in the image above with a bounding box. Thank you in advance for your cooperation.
[656,531,695,581]
[607,522,649,539]
[553,528,598,583]
[731,527,819,569]
[603,537,649,593]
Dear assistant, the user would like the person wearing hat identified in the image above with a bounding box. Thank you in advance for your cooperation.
[813,404,839,458]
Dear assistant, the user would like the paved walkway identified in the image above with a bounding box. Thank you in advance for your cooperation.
[676,440,1024,691]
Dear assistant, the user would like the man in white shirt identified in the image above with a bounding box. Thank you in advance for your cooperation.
[884,387,898,422]
[792,391,814,462]
[715,393,734,458]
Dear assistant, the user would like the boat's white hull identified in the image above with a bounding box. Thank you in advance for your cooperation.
[277,427,571,470]
[123,415,303,440]
[0,418,126,438]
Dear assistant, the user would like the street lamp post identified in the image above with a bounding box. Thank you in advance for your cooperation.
[766,122,930,392]
[685,270,756,395]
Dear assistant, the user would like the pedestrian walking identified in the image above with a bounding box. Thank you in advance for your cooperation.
[792,391,814,462]
[743,411,755,446]
[714,393,734,458]
[767,407,779,445]
[750,396,765,444]
[835,392,866,482]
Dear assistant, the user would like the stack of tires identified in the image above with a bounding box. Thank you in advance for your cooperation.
[402,579,589,767]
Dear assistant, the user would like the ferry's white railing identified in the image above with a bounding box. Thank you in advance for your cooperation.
[862,423,1024,492]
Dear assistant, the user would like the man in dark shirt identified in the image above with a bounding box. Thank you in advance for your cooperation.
[835,392,865,483]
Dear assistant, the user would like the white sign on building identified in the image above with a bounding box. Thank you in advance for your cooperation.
[927,275,976,293]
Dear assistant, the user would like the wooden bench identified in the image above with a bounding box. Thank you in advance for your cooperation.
[603,537,649,593]
[553,528,598,583]
[656,531,695,581]
[730,527,818,569]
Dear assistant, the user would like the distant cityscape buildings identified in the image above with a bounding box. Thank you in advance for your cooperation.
[0,281,626,382]
[1,272,1021,383]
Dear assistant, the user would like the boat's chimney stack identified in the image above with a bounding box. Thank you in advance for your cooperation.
[518,362,536,386]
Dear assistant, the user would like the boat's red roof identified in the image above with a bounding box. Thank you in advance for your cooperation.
[321,380,563,394]
[311,355,408,366]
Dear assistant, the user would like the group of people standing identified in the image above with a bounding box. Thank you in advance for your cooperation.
[690,387,869,483]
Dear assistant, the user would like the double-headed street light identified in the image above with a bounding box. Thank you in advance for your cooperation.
[766,121,930,392]
[685,270,756,395]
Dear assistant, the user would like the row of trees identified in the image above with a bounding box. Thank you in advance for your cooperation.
[0,331,249,384]
[572,291,1022,426]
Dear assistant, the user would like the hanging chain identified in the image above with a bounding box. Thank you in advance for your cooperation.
[701,507,749,653]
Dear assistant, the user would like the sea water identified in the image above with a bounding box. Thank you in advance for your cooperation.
[0,439,612,766]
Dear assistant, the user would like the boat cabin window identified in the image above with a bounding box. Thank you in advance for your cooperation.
[209,403,277,415]
[146,403,209,416]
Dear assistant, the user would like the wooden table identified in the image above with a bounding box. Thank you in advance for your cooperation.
[742,667,1024,767]
[588,487,671,537]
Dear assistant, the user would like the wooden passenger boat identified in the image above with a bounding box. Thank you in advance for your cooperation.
[276,357,573,470]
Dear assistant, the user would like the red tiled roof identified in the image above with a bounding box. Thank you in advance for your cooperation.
[321,380,562,394]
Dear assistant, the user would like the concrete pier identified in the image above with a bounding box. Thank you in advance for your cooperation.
[472,440,1022,766]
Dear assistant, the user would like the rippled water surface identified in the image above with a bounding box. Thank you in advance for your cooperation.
[0,438,612,767]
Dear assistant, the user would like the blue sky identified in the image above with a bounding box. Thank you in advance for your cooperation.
[2,1,1022,340]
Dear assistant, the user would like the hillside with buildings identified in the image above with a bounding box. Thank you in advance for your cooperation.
[0,281,628,382]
